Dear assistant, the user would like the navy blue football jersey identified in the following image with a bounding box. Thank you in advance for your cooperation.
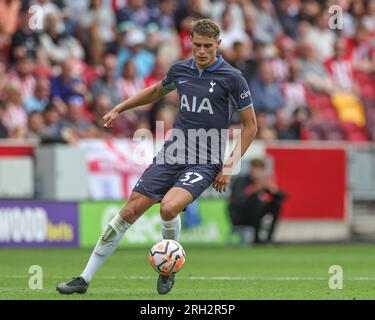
[157,55,253,165]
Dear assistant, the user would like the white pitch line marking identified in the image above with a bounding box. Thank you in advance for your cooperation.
[2,275,375,281]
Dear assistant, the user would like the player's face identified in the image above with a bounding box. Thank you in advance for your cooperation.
[191,33,221,69]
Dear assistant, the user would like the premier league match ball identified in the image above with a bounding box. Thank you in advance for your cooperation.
[149,239,186,275]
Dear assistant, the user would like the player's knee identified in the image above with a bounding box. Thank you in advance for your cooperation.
[160,202,179,221]
[119,206,138,224]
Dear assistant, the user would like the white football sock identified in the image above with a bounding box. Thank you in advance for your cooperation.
[160,215,181,241]
[80,214,131,283]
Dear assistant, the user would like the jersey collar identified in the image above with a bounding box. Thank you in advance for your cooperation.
[190,55,224,72]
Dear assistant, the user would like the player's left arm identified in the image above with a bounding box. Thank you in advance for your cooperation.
[212,108,257,193]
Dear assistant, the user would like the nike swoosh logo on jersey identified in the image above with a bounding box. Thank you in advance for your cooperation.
[182,182,193,186]
[179,80,189,84]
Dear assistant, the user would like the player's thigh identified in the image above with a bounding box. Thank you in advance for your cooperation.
[160,187,194,220]
[133,162,180,201]
[119,191,158,223]
[174,164,221,201]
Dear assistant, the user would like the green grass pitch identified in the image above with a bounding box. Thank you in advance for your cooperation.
[1,244,375,300]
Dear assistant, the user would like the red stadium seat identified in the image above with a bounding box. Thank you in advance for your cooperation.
[354,71,375,99]
[306,92,338,121]
[341,122,371,141]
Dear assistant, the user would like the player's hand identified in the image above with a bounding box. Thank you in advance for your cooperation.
[103,108,119,128]
[212,170,232,193]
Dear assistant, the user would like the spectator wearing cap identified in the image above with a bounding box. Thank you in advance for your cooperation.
[116,28,155,79]
[91,53,122,106]
[49,95,95,141]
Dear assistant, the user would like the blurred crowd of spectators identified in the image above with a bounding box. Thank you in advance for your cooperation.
[0,0,374,144]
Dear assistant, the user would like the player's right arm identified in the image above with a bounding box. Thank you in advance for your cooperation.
[103,82,170,128]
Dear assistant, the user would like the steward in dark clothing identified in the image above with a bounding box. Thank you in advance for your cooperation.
[228,158,286,244]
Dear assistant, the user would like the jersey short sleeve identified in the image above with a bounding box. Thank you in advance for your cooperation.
[229,72,253,111]
[161,64,177,91]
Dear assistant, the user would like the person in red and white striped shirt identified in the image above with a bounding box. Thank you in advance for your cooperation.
[324,38,355,93]
[7,56,36,102]
[1,82,28,138]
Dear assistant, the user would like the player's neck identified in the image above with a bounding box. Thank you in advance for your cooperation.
[195,56,217,70]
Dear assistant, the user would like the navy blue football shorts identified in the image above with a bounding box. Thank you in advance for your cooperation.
[132,160,222,201]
